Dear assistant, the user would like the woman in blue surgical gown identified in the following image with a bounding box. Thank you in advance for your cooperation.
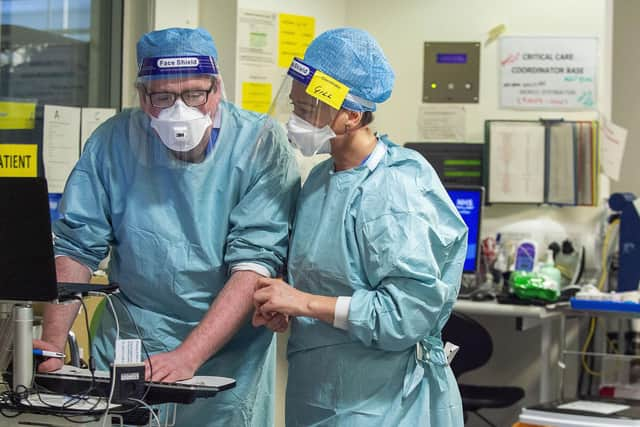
[253,28,468,426]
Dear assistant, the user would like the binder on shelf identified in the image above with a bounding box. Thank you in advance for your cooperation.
[484,119,599,205]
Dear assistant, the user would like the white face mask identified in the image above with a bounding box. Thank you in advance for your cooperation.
[286,113,335,157]
[150,100,213,152]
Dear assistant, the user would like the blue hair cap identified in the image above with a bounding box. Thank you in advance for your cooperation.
[136,27,218,69]
[303,28,394,112]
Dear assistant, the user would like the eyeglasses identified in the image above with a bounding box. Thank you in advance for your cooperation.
[143,84,216,108]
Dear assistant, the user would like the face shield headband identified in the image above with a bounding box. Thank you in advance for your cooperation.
[137,55,219,81]
[286,58,375,113]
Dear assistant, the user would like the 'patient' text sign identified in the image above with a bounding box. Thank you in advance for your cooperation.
[0,144,37,177]
[500,36,598,110]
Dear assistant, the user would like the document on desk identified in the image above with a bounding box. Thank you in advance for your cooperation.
[557,400,630,414]
[488,121,545,203]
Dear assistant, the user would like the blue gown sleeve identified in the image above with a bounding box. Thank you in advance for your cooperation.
[347,189,468,352]
[52,136,113,271]
[224,118,301,276]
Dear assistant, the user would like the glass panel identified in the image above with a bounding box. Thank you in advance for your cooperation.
[0,0,121,107]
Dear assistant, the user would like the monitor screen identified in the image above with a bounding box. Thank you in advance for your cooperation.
[404,142,483,187]
[446,186,484,273]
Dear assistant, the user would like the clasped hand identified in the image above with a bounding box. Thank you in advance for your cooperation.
[252,277,310,333]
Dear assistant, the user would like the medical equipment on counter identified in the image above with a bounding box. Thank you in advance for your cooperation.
[609,193,640,292]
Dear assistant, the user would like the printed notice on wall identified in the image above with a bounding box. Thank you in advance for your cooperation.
[237,9,279,113]
[43,105,80,193]
[500,36,598,110]
[81,108,116,152]
[417,105,466,142]
[600,114,628,181]
[278,13,315,69]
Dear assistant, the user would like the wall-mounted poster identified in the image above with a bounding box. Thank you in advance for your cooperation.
[500,36,598,110]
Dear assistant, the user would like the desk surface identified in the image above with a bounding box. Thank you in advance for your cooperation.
[454,299,563,319]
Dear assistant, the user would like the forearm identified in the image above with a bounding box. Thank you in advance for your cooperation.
[301,294,338,325]
[40,256,91,349]
[178,270,261,369]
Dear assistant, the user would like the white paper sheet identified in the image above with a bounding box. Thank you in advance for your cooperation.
[488,122,545,203]
[81,107,116,152]
[600,114,628,181]
[557,400,629,415]
[43,105,81,193]
[417,105,466,142]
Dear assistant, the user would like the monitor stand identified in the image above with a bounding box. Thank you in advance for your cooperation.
[12,303,33,392]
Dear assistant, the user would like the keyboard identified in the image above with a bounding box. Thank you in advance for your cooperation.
[34,365,235,405]
[57,282,119,300]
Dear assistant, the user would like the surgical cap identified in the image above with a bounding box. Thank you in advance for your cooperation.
[136,27,219,78]
[303,28,394,112]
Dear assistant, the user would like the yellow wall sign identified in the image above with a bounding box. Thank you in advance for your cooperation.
[278,13,315,68]
[241,82,273,114]
[0,144,38,177]
[305,71,349,110]
[0,101,36,130]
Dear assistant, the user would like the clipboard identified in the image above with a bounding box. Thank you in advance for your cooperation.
[484,119,599,205]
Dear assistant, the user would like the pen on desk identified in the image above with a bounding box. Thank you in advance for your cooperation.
[33,349,65,358]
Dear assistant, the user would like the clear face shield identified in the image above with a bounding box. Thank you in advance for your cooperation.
[269,58,350,157]
[132,54,227,166]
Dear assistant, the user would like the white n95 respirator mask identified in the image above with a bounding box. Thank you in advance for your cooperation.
[150,100,213,152]
[286,113,335,157]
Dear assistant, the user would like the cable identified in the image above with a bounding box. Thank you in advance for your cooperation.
[597,218,620,291]
[128,398,162,427]
[112,293,153,400]
[101,293,120,427]
[473,410,497,427]
[578,218,621,378]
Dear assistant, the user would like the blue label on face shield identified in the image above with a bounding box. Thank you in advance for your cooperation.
[138,55,218,77]
[287,58,315,85]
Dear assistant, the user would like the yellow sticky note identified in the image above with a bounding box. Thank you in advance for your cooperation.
[242,82,273,114]
[0,101,36,130]
[0,144,38,177]
[305,71,349,110]
[485,24,506,46]
[278,13,315,68]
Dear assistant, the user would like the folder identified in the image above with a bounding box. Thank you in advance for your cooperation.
[484,119,599,205]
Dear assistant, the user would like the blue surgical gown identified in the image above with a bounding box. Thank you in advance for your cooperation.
[286,137,468,426]
[53,101,300,426]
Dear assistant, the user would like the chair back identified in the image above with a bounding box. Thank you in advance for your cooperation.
[442,312,493,377]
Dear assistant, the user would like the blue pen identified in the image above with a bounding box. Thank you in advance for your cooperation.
[33,349,65,358]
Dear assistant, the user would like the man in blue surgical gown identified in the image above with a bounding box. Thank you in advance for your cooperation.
[35,27,300,426]
[254,28,467,426]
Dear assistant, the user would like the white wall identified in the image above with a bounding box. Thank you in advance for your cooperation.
[346,0,610,144]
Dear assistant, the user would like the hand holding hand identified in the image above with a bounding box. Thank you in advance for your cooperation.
[253,277,310,318]
[252,309,290,332]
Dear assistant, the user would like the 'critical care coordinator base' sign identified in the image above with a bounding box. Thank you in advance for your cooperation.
[500,36,598,110]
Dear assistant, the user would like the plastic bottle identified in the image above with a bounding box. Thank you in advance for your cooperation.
[539,249,562,297]
[510,250,561,302]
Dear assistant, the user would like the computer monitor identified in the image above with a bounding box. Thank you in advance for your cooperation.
[405,142,484,187]
[446,185,484,274]
[0,177,58,302]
